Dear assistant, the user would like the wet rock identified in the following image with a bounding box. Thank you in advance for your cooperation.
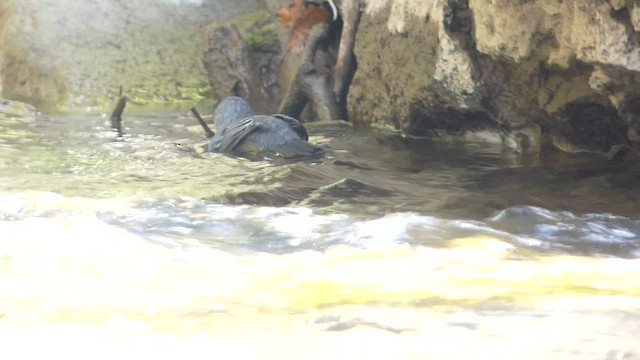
[0,99,37,119]
[301,178,393,207]
[554,103,629,153]
[607,144,630,162]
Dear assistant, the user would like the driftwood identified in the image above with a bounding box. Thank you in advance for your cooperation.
[191,107,215,138]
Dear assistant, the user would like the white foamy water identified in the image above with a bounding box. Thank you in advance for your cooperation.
[1,192,639,359]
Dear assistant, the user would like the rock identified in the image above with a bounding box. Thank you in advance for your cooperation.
[202,11,282,114]
[301,178,393,207]
[472,1,640,71]
[0,99,37,119]
[607,144,630,161]
[348,0,640,154]
[632,4,640,31]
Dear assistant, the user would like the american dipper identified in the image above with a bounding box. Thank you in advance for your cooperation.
[208,97,323,158]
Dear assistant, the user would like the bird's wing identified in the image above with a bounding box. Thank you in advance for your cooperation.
[217,116,260,153]
[272,114,309,141]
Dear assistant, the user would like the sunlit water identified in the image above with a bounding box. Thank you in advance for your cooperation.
[1,102,640,359]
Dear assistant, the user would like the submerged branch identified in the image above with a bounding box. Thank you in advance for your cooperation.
[110,96,127,136]
[191,107,215,138]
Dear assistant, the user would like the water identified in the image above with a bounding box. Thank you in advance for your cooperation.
[1,103,640,359]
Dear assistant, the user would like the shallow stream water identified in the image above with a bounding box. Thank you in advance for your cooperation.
[1,102,639,359]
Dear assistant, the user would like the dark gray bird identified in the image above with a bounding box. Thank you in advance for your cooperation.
[208,97,323,158]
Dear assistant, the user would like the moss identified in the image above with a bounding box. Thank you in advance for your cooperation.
[227,9,273,35]
[246,22,279,52]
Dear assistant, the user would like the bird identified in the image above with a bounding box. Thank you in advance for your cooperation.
[208,96,323,158]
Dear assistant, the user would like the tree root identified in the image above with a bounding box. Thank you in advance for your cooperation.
[278,0,363,121]
[191,107,215,138]
[333,0,363,120]
[278,21,339,121]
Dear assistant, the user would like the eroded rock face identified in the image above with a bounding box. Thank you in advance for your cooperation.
[350,0,486,135]
[0,0,264,111]
[350,0,640,153]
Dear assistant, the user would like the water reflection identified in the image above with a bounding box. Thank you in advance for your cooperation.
[3,109,640,219]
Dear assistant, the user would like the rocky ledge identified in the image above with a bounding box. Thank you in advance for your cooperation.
[349,0,640,154]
